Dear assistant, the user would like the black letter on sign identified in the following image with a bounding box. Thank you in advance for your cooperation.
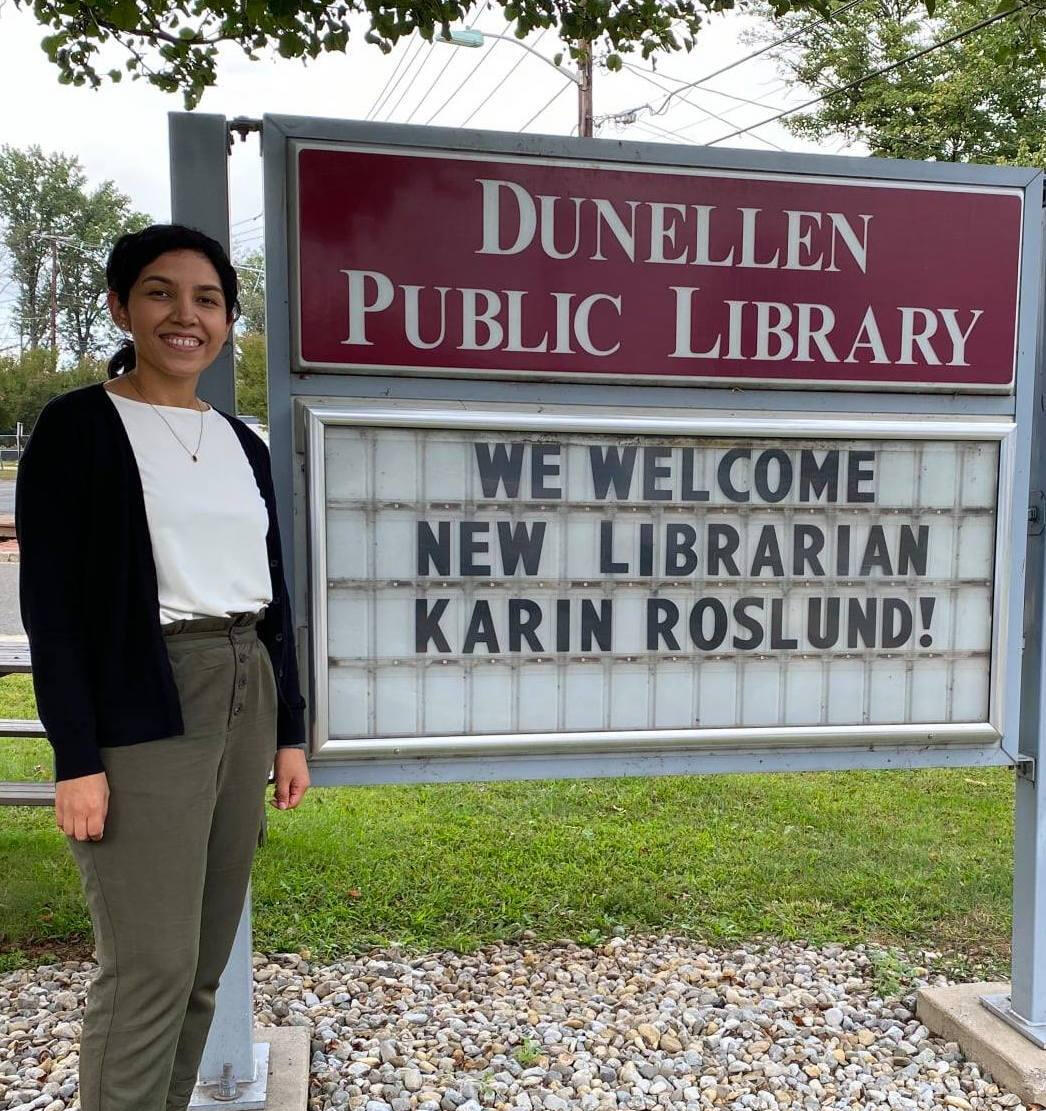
[498,520,546,575]
[417,521,450,576]
[732,597,764,650]
[461,521,492,576]
[846,450,876,503]
[581,600,612,651]
[531,444,562,499]
[754,449,793,503]
[416,599,451,653]
[751,526,785,577]
[807,597,840,649]
[860,526,893,576]
[690,598,728,650]
[681,448,710,502]
[898,525,929,576]
[648,599,680,650]
[707,525,740,576]
[463,600,500,653]
[882,598,913,648]
[769,598,798,649]
[509,599,543,651]
[799,450,840,503]
[718,449,751,503]
[639,523,654,577]
[643,447,673,500]
[556,598,571,651]
[665,524,698,576]
[590,445,637,500]
[475,442,524,498]
[793,525,826,576]
[847,597,878,648]
[600,521,629,573]
[836,525,851,576]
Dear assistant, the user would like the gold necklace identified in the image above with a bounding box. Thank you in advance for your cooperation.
[126,374,206,462]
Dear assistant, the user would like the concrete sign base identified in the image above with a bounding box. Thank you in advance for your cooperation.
[190,1028,308,1111]
[917,982,1046,1104]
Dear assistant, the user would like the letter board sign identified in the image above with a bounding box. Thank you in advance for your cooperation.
[305,401,1015,760]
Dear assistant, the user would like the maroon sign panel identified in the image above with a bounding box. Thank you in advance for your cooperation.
[294,144,1023,391]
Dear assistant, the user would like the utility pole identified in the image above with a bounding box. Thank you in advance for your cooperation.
[49,237,58,352]
[578,41,594,137]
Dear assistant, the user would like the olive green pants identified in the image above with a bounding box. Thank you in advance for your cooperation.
[68,612,278,1111]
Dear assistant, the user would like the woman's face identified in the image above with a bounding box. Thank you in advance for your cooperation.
[108,249,233,383]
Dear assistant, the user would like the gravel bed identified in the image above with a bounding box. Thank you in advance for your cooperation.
[0,935,1031,1111]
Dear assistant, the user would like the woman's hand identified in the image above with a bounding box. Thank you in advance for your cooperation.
[55,772,110,841]
[272,748,310,811]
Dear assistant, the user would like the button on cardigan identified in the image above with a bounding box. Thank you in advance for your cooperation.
[16,381,308,782]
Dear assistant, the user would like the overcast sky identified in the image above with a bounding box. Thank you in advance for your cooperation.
[0,1,836,345]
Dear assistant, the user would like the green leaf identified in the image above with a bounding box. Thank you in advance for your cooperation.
[40,34,65,62]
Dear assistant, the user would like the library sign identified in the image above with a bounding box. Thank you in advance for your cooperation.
[291,139,1024,759]
[293,145,1023,391]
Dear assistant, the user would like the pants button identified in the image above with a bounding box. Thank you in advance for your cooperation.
[238,678,247,689]
[233,705,243,715]
[238,652,248,663]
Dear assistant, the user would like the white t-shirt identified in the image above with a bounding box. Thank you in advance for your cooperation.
[105,387,273,624]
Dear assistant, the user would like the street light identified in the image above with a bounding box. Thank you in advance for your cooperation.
[437,28,593,136]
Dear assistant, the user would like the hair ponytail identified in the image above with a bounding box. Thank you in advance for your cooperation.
[108,338,136,379]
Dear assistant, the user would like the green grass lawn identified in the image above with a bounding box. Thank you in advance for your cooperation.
[0,672,1015,976]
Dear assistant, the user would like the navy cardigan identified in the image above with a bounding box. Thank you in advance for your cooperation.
[16,381,307,782]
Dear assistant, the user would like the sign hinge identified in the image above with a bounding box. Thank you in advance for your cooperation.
[1030,492,1046,535]
[227,117,262,151]
[1017,755,1036,782]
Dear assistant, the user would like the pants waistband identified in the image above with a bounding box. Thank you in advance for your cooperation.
[162,611,263,639]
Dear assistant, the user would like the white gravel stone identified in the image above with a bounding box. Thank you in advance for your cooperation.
[0,939,1025,1111]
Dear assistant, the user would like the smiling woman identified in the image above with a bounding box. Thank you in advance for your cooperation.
[14,224,311,1111]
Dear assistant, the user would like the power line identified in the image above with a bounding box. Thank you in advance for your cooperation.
[598,0,869,127]
[520,79,572,131]
[370,35,424,120]
[706,0,1034,145]
[405,4,490,125]
[622,60,788,114]
[460,27,548,127]
[383,41,436,120]
[366,34,419,119]
[425,19,511,125]
[404,42,464,123]
[618,60,787,152]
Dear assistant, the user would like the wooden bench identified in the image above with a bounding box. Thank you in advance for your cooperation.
[0,638,276,808]
[0,781,53,805]
[0,637,52,805]
[0,640,31,674]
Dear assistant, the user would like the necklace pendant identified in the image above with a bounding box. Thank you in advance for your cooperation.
[192,454,198,462]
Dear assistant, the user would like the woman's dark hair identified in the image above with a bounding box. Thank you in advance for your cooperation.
[106,223,241,378]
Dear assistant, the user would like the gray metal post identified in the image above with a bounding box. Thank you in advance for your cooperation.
[169,111,266,1105]
[191,882,269,1109]
[168,111,236,415]
[981,207,1046,1046]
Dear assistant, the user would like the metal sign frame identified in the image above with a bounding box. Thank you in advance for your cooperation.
[304,398,1018,771]
[261,114,1042,788]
